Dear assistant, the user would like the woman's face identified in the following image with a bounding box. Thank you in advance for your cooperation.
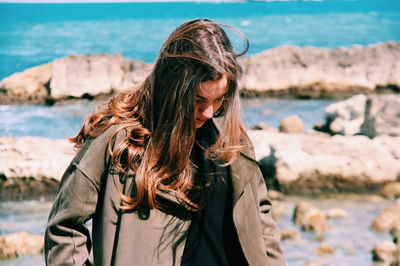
[195,75,228,129]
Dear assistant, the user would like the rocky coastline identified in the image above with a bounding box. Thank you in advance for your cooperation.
[2,129,399,201]
[1,43,400,264]
[1,94,400,200]
[1,42,399,105]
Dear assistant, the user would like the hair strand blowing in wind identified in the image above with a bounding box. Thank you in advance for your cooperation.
[70,19,251,212]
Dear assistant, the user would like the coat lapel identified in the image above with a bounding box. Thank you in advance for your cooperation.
[212,117,260,205]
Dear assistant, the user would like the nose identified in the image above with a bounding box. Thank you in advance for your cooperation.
[201,104,214,119]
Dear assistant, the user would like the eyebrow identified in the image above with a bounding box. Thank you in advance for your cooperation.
[195,93,227,100]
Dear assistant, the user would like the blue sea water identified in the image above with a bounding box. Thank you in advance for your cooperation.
[0,0,399,138]
[0,98,335,138]
[0,0,399,80]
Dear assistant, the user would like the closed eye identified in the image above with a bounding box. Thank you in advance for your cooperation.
[195,97,206,104]
[195,95,226,104]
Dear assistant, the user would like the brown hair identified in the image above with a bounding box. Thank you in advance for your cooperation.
[71,18,250,211]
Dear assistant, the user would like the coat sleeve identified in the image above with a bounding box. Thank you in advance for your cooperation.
[45,163,99,266]
[256,168,286,265]
[45,127,120,265]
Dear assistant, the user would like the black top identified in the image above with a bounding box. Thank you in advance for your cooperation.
[181,121,247,266]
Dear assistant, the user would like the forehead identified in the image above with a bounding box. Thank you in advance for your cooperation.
[197,75,228,99]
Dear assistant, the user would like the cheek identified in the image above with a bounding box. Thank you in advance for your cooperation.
[194,104,201,117]
[213,101,224,113]
[216,100,223,109]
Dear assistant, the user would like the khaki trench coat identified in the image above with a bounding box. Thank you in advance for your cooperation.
[45,117,285,266]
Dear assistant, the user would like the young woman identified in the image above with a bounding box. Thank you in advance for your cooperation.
[45,18,285,266]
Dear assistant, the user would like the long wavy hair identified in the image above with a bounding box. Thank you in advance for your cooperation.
[71,18,250,211]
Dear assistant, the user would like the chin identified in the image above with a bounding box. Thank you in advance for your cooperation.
[195,121,206,128]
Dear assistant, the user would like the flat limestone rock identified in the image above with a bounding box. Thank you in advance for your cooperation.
[1,42,399,103]
[0,232,44,260]
[0,54,151,104]
[240,42,400,98]
[0,137,74,200]
[248,130,400,193]
[0,64,51,104]
[2,129,400,199]
[50,54,125,99]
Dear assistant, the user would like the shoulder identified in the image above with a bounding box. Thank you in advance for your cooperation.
[78,125,126,158]
[72,125,128,184]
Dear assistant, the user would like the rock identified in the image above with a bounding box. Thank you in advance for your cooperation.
[240,42,400,98]
[326,208,348,219]
[324,94,367,135]
[248,130,400,193]
[360,95,400,138]
[0,232,44,259]
[320,94,400,137]
[2,42,400,103]
[260,108,276,115]
[315,243,334,255]
[271,200,285,221]
[307,129,331,137]
[119,59,152,90]
[293,201,328,234]
[50,54,125,99]
[279,115,304,133]
[280,228,301,241]
[368,195,388,203]
[0,137,74,200]
[250,123,278,132]
[2,128,400,200]
[0,64,51,104]
[0,54,151,104]
[372,201,400,233]
[250,122,269,130]
[302,260,324,266]
[374,135,400,163]
[380,182,400,199]
[268,189,285,201]
[372,240,398,264]
[246,131,273,161]
[390,222,400,245]
[312,122,329,133]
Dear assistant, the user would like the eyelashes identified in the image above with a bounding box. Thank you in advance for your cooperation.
[195,96,225,104]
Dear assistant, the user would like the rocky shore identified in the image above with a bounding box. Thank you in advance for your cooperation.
[1,43,400,264]
[1,95,399,200]
[1,42,399,104]
[2,130,398,200]
[1,97,400,264]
